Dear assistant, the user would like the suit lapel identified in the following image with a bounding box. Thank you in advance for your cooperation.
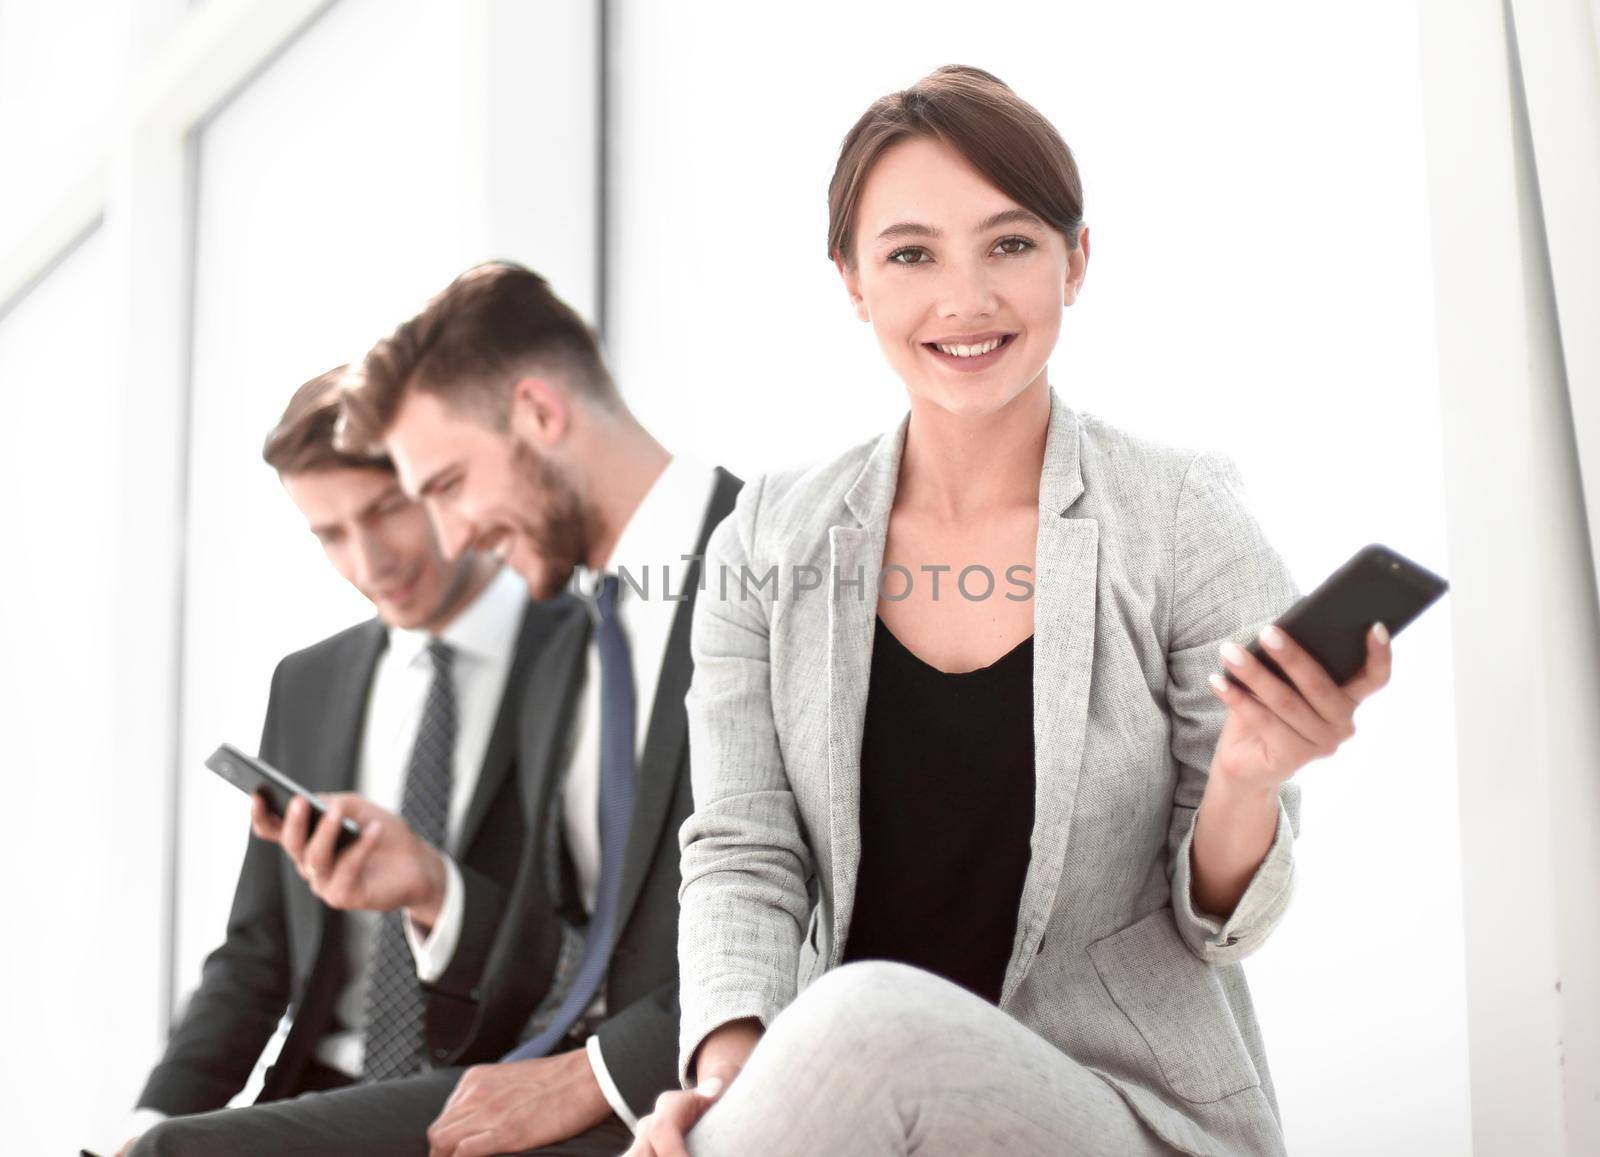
[287,618,385,1033]
[823,420,906,963]
[613,467,743,937]
[515,603,591,825]
[306,619,387,793]
[1001,393,1097,1005]
[454,599,543,856]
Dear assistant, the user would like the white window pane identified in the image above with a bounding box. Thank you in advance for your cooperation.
[0,0,134,251]
[0,229,153,1153]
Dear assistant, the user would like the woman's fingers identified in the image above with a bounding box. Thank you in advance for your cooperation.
[629,1086,720,1157]
[1208,670,1316,769]
[1255,625,1356,730]
[1218,641,1340,753]
[1340,624,1393,703]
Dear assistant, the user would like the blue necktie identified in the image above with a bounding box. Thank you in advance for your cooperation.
[506,575,636,1059]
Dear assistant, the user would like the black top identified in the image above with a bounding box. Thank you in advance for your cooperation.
[842,616,1036,1004]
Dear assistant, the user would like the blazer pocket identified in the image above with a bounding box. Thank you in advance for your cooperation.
[1088,907,1261,1104]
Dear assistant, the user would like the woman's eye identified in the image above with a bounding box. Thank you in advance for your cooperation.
[888,247,931,266]
[993,235,1035,256]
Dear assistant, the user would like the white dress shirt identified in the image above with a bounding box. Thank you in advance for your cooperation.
[415,453,719,1131]
[128,565,525,1140]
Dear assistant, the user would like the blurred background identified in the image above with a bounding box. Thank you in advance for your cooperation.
[1,0,1596,1153]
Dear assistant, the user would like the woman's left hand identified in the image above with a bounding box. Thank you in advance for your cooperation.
[1207,622,1392,791]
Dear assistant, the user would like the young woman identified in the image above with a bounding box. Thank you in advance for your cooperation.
[629,65,1391,1157]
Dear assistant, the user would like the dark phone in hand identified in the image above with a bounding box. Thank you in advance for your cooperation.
[205,742,362,850]
[1227,543,1448,689]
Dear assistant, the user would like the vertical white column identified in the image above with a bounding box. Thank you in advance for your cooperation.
[459,0,601,324]
[1420,0,1600,1151]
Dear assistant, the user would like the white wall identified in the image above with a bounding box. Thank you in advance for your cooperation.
[609,2,1468,1152]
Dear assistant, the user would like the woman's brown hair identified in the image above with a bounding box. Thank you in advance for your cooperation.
[826,65,1085,266]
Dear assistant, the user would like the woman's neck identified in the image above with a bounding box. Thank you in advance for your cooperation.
[896,376,1052,521]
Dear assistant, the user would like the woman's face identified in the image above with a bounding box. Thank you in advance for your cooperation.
[838,136,1088,419]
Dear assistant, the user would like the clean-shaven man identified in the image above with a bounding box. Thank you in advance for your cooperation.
[136,263,740,1156]
[123,369,546,1152]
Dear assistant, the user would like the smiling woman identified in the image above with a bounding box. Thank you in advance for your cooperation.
[628,65,1395,1157]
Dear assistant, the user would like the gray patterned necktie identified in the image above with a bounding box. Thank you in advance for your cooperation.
[361,638,456,1082]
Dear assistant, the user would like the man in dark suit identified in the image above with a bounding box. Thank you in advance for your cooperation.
[121,369,546,1153]
[135,263,739,1156]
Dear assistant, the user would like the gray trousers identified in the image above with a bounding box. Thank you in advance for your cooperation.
[129,1067,635,1156]
[686,961,1177,1157]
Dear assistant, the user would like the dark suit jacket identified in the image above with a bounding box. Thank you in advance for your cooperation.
[137,597,556,1115]
[420,466,742,1118]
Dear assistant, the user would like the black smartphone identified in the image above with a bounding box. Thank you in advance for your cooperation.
[205,742,362,850]
[1227,543,1448,689]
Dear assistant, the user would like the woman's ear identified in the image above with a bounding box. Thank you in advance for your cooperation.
[835,254,871,323]
[1062,224,1090,307]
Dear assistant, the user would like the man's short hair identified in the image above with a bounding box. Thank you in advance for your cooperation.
[337,261,616,455]
[263,367,394,475]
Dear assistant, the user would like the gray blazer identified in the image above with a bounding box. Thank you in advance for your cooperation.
[678,389,1302,1157]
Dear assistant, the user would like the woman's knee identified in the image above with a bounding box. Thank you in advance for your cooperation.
[773,960,976,1060]
[805,960,974,1015]
[128,1116,201,1157]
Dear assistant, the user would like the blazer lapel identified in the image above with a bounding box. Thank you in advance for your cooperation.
[613,467,743,937]
[287,618,385,1012]
[306,619,387,793]
[1001,392,1098,1005]
[453,599,544,857]
[515,602,591,825]
[824,420,907,964]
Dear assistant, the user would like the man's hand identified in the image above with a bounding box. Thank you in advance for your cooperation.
[426,1050,612,1157]
[114,1137,139,1157]
[251,792,448,926]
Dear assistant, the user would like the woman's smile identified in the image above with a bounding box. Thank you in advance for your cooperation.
[921,330,1018,373]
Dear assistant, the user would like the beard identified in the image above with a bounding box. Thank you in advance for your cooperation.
[508,438,592,600]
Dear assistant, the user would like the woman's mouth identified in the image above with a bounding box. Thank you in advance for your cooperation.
[922,332,1016,372]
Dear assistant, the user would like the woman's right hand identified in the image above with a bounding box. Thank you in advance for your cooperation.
[626,1019,763,1157]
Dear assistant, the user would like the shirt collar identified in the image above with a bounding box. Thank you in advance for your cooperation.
[388,564,526,666]
[578,454,717,604]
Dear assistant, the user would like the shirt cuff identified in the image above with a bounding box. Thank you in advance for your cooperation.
[405,855,464,983]
[124,1106,169,1142]
[586,1033,640,1132]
